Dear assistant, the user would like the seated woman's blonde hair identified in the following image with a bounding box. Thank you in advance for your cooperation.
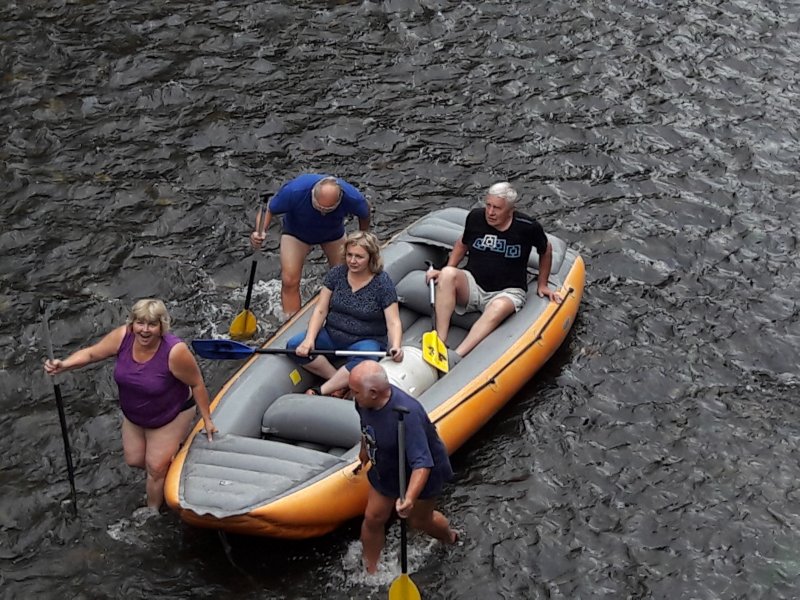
[126,298,171,332]
[342,231,383,274]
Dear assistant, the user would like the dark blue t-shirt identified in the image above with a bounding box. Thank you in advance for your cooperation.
[324,265,398,347]
[356,386,453,500]
[268,174,370,245]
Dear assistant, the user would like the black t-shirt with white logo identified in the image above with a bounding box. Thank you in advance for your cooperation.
[462,208,548,292]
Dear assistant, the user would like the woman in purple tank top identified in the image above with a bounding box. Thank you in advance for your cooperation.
[44,299,216,512]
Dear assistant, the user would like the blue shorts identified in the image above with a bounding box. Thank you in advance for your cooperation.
[286,328,384,372]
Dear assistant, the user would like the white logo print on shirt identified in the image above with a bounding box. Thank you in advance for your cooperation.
[473,234,522,258]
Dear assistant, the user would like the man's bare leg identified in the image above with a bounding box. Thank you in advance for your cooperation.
[407,498,457,544]
[361,487,395,573]
[279,235,312,317]
[320,235,346,268]
[455,297,516,356]
[432,267,470,343]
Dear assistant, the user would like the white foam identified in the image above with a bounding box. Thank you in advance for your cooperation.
[105,507,160,545]
[333,528,437,592]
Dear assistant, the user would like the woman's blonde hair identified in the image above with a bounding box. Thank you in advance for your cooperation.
[342,231,383,273]
[126,298,171,333]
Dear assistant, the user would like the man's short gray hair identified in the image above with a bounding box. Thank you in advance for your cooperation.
[486,182,518,207]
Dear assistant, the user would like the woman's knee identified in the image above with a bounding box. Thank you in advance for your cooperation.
[286,332,305,352]
[345,340,382,371]
[145,453,174,479]
[124,451,145,469]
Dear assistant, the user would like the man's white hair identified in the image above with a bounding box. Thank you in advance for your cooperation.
[487,182,518,207]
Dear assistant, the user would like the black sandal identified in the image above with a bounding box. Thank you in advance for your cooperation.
[305,386,322,396]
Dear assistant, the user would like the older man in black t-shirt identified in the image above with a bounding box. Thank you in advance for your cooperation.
[426,182,563,359]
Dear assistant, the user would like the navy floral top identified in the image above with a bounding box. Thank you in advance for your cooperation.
[323,265,398,347]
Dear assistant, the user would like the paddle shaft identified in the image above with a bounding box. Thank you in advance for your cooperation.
[190,338,391,360]
[395,406,410,575]
[41,307,78,513]
[421,262,449,373]
[243,259,257,310]
[426,261,436,331]
[243,204,266,311]
[255,347,389,358]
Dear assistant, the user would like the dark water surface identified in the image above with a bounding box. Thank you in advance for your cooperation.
[2,0,799,598]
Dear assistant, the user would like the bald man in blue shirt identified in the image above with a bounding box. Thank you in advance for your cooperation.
[250,174,371,316]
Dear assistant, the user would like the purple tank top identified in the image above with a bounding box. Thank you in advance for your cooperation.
[113,330,191,428]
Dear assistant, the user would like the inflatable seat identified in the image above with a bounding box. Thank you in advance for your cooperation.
[261,394,362,454]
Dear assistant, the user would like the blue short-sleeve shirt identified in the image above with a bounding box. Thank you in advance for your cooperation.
[268,174,370,245]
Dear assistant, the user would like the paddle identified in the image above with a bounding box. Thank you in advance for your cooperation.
[40,304,78,514]
[191,339,390,361]
[229,204,266,340]
[421,262,449,373]
[389,405,421,600]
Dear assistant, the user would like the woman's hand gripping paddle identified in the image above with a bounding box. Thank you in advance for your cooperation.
[421,262,449,373]
[41,304,78,515]
[230,204,266,340]
[389,406,421,600]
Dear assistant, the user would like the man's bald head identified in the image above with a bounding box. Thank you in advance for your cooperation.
[312,176,343,212]
[350,360,391,409]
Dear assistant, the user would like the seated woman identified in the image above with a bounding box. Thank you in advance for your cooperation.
[287,231,404,396]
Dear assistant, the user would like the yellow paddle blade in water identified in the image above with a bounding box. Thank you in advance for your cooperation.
[229,310,257,340]
[422,330,448,373]
[388,573,421,600]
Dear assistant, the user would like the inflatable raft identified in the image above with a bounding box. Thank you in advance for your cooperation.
[165,207,585,538]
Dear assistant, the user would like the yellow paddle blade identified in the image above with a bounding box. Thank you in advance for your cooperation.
[422,330,448,373]
[388,573,421,600]
[229,310,257,340]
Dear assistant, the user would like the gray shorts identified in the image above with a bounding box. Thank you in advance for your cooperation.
[455,270,527,315]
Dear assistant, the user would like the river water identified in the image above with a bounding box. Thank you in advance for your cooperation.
[2,0,799,598]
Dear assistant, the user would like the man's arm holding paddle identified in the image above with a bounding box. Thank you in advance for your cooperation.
[249,207,272,249]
